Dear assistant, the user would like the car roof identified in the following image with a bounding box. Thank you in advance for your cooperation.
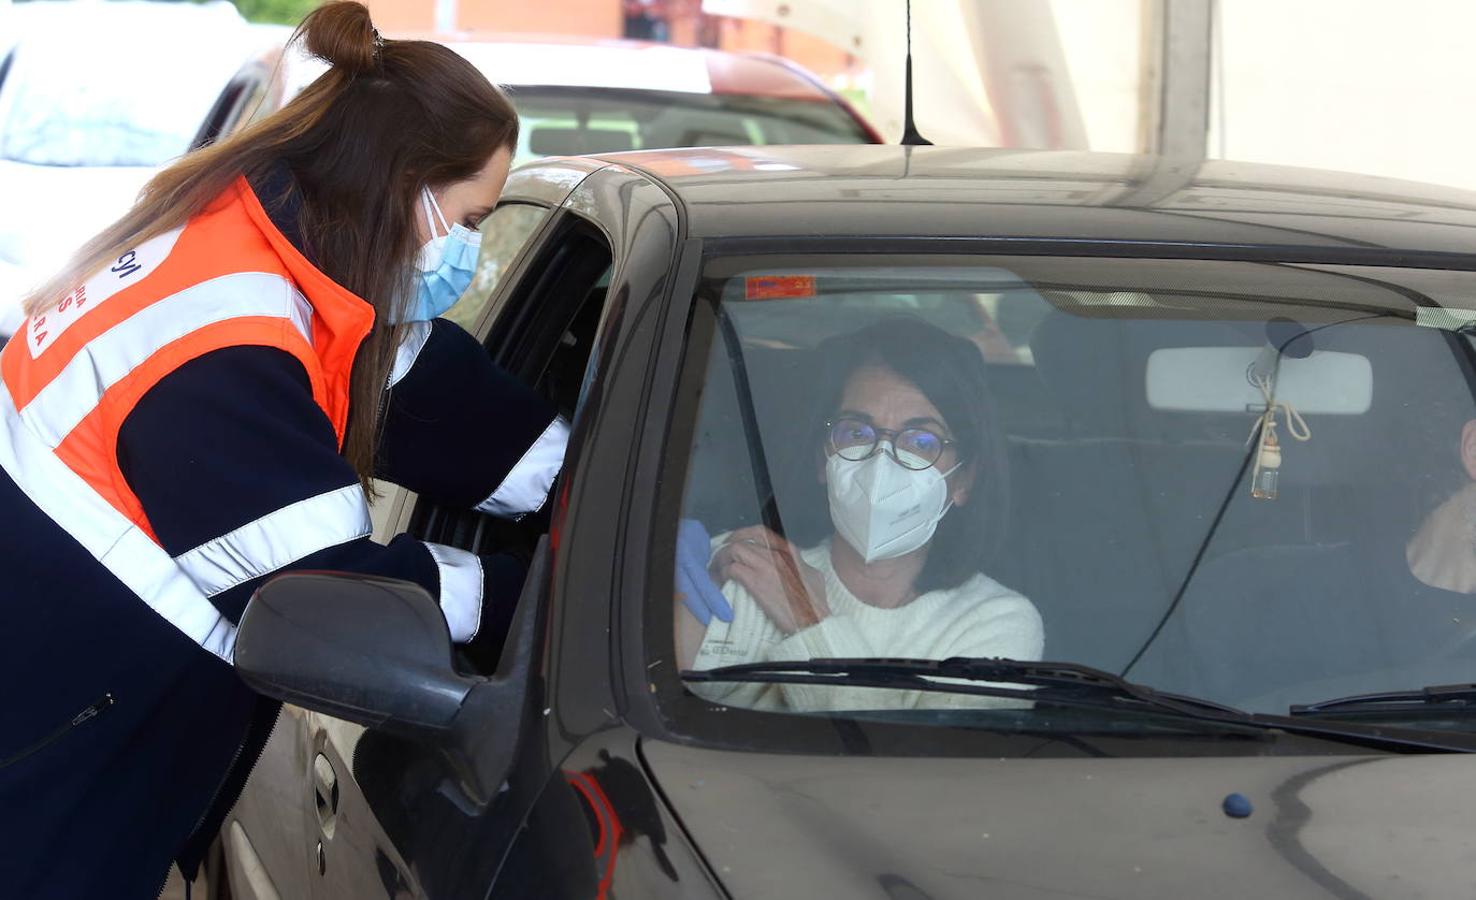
[396,33,832,100]
[573,145,1476,258]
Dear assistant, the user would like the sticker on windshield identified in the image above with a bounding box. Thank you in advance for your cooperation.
[1416,307,1476,331]
[746,275,816,301]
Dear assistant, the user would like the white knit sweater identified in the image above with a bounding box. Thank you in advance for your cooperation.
[690,538,1044,712]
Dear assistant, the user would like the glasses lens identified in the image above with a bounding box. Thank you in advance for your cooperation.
[829,419,877,460]
[896,429,945,469]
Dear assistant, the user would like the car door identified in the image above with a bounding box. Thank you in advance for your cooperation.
[218,162,601,900]
[313,167,687,900]
[308,213,619,900]
[229,160,684,900]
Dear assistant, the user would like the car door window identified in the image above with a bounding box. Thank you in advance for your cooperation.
[411,217,615,642]
[442,202,552,334]
[367,204,552,539]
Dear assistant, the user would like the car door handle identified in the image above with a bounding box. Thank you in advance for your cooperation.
[313,752,339,836]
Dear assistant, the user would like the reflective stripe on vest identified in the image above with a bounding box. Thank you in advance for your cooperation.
[0,379,239,658]
[0,178,376,660]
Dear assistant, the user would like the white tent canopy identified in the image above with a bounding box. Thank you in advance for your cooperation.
[701,0,1087,149]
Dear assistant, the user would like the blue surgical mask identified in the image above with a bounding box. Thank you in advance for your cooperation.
[393,188,482,323]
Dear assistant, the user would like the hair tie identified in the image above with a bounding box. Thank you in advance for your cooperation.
[371,27,384,51]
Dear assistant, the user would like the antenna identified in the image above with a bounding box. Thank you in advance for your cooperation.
[900,0,932,146]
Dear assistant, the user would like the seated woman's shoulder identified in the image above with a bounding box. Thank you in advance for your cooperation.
[948,570,1027,601]
[947,572,1041,619]
[930,572,1044,661]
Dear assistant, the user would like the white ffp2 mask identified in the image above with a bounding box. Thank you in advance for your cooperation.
[826,449,959,564]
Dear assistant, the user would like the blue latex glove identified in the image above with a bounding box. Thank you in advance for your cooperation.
[676,518,733,625]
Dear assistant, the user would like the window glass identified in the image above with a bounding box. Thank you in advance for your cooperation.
[0,26,248,166]
[508,87,870,166]
[664,253,1476,734]
[441,203,550,333]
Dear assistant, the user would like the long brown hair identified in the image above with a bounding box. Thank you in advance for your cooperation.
[22,1,518,487]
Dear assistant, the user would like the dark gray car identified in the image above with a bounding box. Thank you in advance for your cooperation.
[219,146,1476,900]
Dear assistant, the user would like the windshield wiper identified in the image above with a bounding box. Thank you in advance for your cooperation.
[688,657,1250,719]
[682,657,1476,752]
[1291,684,1476,716]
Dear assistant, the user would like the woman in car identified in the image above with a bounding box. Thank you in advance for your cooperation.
[674,318,1043,711]
[0,4,566,897]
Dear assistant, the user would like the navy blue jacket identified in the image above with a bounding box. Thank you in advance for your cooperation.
[0,180,561,897]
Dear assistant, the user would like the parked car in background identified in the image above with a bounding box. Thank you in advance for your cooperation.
[204,34,880,339]
[216,146,1476,899]
[455,37,881,162]
[1,30,876,340]
[220,34,880,162]
[0,0,260,337]
[190,24,299,155]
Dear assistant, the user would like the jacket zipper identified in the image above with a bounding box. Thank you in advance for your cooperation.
[170,705,281,895]
[0,693,114,771]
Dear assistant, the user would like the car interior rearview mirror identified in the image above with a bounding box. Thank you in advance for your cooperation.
[1146,346,1373,415]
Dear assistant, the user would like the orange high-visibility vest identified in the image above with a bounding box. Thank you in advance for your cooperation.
[2,177,375,539]
[0,177,375,657]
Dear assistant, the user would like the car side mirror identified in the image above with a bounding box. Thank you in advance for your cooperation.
[235,536,552,807]
[234,572,476,737]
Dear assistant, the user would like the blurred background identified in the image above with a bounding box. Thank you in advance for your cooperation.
[1,0,1474,334]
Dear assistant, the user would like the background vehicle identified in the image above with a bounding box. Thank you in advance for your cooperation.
[220,146,1476,899]
[3,31,876,344]
[0,1,264,336]
[217,34,880,163]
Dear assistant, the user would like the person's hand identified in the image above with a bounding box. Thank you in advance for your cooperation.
[675,518,732,626]
[709,526,828,635]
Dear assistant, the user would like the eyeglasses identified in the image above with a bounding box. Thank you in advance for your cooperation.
[825,417,956,471]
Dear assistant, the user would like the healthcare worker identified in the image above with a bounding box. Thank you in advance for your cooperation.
[0,4,565,896]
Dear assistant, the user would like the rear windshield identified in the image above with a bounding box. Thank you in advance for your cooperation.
[507,86,871,164]
[657,252,1476,743]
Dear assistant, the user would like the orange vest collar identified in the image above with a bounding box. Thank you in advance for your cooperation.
[233,176,376,441]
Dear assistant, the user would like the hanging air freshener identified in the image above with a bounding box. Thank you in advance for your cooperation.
[1251,422,1281,500]
[1246,371,1311,502]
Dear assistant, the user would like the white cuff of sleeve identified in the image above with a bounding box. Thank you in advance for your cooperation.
[424,541,483,643]
[476,416,569,519]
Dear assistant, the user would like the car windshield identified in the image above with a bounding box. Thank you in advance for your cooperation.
[0,26,245,167]
[661,251,1476,736]
[507,86,870,165]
